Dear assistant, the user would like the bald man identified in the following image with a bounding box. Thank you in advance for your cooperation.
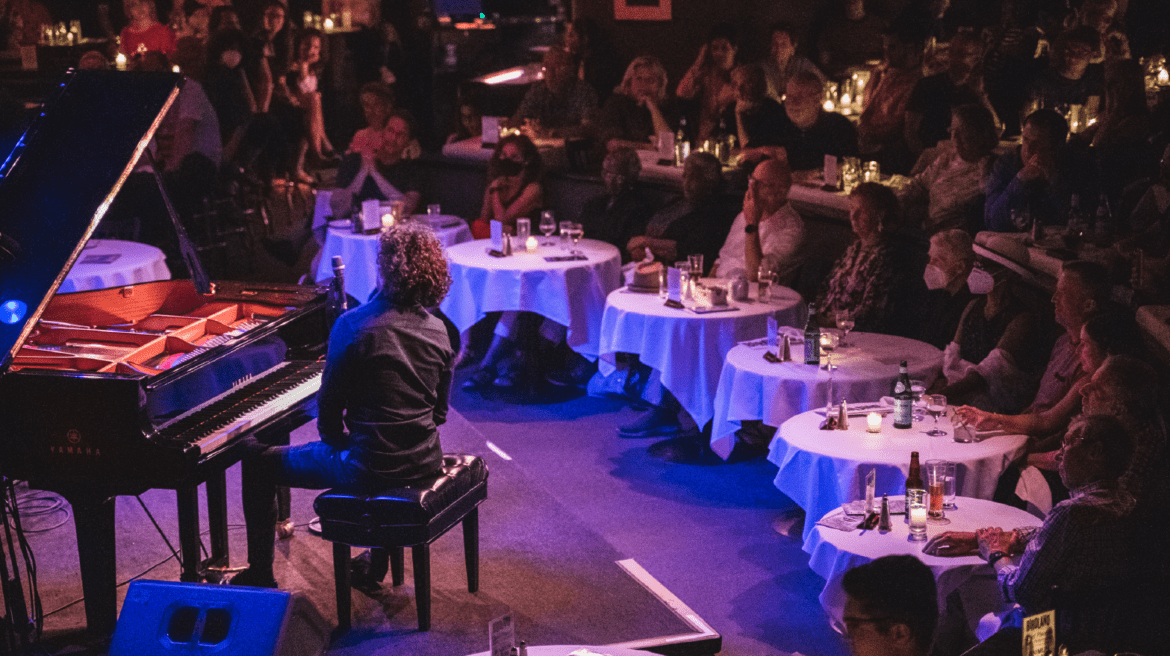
[713,159,805,284]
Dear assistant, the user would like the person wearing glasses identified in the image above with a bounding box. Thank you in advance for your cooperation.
[710,158,804,285]
[839,555,939,656]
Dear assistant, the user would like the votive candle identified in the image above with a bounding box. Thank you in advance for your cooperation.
[907,488,928,541]
[867,412,882,433]
[526,236,538,252]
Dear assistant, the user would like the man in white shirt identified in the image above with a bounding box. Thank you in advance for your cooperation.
[713,158,805,285]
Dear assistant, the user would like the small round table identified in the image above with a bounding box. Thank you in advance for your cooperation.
[314,217,473,303]
[710,332,943,459]
[595,283,804,428]
[466,645,654,656]
[61,239,171,293]
[805,497,1042,631]
[440,238,622,359]
[769,410,1028,542]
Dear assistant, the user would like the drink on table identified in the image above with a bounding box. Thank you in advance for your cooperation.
[539,211,557,244]
[924,459,951,524]
[804,304,821,366]
[925,393,948,436]
[835,309,855,347]
[904,451,924,521]
[892,360,913,429]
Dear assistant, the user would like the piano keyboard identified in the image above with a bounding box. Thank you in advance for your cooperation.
[155,360,324,455]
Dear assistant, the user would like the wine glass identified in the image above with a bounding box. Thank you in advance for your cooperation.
[925,394,948,436]
[539,211,556,245]
[835,309,855,347]
[569,223,584,256]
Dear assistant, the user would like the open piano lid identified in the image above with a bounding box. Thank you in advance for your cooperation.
[0,70,182,373]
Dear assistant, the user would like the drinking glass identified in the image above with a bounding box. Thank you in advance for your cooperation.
[558,220,573,250]
[688,253,704,280]
[911,380,927,421]
[835,309,855,347]
[515,218,531,244]
[539,211,557,244]
[427,203,441,215]
[925,460,951,524]
[569,223,584,256]
[907,488,928,541]
[757,267,774,302]
[925,394,948,436]
[943,461,957,510]
[1011,208,1031,231]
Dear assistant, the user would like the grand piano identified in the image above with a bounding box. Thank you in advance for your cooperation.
[0,72,330,636]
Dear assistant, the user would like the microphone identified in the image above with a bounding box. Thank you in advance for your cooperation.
[330,255,347,318]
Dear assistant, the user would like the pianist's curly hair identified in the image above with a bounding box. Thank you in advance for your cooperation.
[377,223,452,309]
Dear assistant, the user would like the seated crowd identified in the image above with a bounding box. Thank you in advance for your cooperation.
[5,1,1169,654]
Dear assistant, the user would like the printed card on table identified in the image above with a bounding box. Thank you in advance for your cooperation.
[488,612,515,656]
[1021,610,1055,656]
[361,199,381,233]
[666,266,682,302]
[824,154,839,189]
[490,220,504,251]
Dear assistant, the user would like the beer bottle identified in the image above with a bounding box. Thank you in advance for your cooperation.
[905,451,924,519]
[892,360,913,429]
[804,304,821,366]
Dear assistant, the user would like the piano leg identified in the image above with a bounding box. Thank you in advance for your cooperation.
[176,486,202,583]
[205,473,230,572]
[70,496,117,636]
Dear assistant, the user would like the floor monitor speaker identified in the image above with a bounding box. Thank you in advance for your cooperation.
[110,580,329,656]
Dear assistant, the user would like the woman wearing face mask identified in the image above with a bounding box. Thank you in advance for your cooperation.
[916,229,977,349]
[470,135,544,239]
[931,258,1039,413]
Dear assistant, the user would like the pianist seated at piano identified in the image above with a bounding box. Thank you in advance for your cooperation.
[234,222,455,589]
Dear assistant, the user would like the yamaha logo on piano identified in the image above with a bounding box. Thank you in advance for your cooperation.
[50,429,101,456]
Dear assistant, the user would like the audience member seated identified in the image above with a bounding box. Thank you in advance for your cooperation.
[936,259,1040,415]
[512,46,599,140]
[1069,0,1131,62]
[1025,26,1104,116]
[711,158,804,284]
[898,103,999,234]
[233,223,455,590]
[811,0,889,80]
[563,18,622,106]
[626,151,737,269]
[982,0,1043,137]
[985,109,1095,231]
[209,6,241,33]
[676,23,739,143]
[811,182,899,332]
[914,229,977,349]
[446,96,483,145]
[576,147,659,260]
[741,70,858,172]
[904,31,998,159]
[926,415,1166,655]
[333,110,422,218]
[1081,59,1156,203]
[840,555,939,656]
[121,0,177,57]
[760,21,824,104]
[598,56,680,152]
[857,21,925,175]
[722,64,786,153]
[469,135,544,240]
[348,82,397,159]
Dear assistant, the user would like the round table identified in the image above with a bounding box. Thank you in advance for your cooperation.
[466,645,654,656]
[440,238,622,359]
[61,239,171,293]
[769,410,1027,542]
[805,497,1041,630]
[710,332,943,459]
[596,283,804,428]
[314,217,473,302]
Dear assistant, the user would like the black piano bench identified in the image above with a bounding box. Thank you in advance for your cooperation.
[312,454,488,631]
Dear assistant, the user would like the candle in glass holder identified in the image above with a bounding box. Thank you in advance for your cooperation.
[526,236,538,252]
[381,212,394,229]
[115,52,127,70]
[323,17,334,31]
[866,412,882,433]
[907,488,928,541]
[1159,68,1170,86]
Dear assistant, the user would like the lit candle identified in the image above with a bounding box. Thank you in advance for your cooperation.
[381,212,394,229]
[909,506,928,526]
[525,236,538,252]
[867,412,882,433]
[823,100,835,112]
[1158,68,1169,85]
[115,53,127,70]
[840,93,851,106]
[907,488,928,540]
[172,64,181,73]
[323,17,334,31]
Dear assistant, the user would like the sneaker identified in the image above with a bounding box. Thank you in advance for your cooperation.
[229,568,278,588]
[618,410,682,437]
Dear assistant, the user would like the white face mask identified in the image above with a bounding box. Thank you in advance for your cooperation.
[221,49,242,69]
[968,267,995,295]
[923,264,949,290]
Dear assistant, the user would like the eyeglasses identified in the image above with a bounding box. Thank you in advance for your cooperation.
[839,615,893,637]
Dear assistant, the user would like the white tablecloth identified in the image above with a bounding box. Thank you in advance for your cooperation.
[440,238,622,359]
[806,497,1041,629]
[467,646,653,656]
[596,284,804,427]
[770,410,1028,542]
[61,239,171,293]
[711,332,943,459]
[314,218,473,302]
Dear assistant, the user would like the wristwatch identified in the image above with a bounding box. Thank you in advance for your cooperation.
[744,224,759,234]
[987,550,1010,567]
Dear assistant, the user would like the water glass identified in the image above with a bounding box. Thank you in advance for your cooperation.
[863,161,881,183]
[911,380,927,421]
[943,461,957,510]
[674,261,690,300]
[841,157,861,193]
[515,218,531,243]
[688,253,705,279]
[907,488,928,541]
[427,203,441,215]
[558,220,573,249]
